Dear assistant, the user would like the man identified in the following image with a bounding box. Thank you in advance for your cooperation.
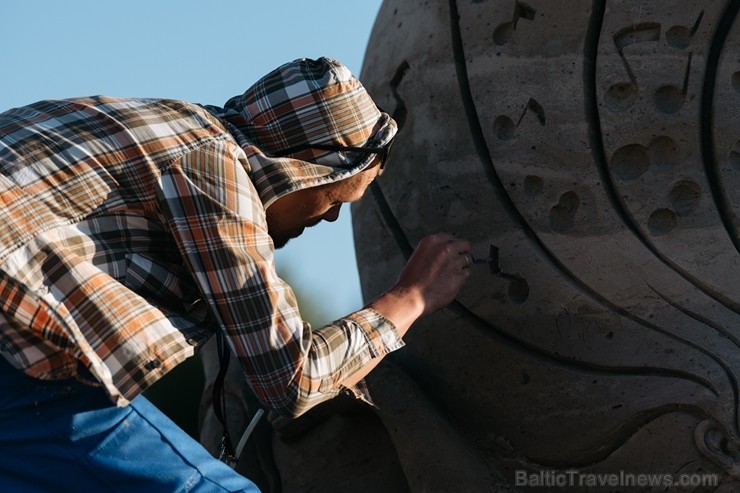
[0,57,471,492]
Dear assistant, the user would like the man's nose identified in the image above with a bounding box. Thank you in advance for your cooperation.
[322,204,342,222]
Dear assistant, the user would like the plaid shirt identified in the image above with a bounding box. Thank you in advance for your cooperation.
[0,62,401,417]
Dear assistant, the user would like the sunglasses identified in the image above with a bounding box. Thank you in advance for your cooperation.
[273,139,394,176]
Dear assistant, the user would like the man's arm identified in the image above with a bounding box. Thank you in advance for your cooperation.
[158,142,432,417]
[342,233,471,388]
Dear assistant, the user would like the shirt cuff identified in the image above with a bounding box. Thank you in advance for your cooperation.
[343,307,405,358]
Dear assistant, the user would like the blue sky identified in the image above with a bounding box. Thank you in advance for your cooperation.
[1,0,384,325]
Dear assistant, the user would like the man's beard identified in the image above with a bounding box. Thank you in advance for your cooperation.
[270,217,323,249]
[272,235,291,249]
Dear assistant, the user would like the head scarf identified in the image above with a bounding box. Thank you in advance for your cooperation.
[206,57,397,208]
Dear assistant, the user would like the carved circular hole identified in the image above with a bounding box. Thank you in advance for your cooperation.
[610,144,649,180]
[654,85,684,114]
[494,115,516,140]
[549,191,580,233]
[493,23,514,46]
[523,175,544,196]
[666,25,691,49]
[647,208,677,235]
[728,149,740,171]
[648,136,679,173]
[508,277,530,304]
[604,82,638,112]
[669,180,701,216]
[732,72,740,95]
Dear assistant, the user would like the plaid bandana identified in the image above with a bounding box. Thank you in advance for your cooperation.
[206,57,397,208]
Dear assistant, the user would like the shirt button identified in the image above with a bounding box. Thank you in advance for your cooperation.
[144,359,161,371]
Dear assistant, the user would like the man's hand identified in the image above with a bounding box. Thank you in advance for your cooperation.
[368,233,471,330]
[394,233,472,317]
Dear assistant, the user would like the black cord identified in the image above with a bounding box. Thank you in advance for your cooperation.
[213,330,237,465]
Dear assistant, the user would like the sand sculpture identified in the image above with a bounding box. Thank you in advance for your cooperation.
[200,1,740,490]
[350,0,740,491]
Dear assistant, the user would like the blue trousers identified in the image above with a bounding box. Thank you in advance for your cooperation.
[0,357,260,493]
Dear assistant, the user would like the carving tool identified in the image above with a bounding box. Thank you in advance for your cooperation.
[472,243,500,273]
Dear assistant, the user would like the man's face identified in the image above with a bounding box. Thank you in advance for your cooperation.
[265,163,381,248]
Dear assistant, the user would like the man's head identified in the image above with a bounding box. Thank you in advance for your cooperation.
[215,57,397,208]
[265,155,383,248]
[214,56,397,248]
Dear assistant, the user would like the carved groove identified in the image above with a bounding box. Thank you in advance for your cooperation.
[701,0,740,253]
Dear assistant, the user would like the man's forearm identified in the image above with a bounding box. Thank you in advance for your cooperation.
[340,233,471,388]
[340,285,425,388]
